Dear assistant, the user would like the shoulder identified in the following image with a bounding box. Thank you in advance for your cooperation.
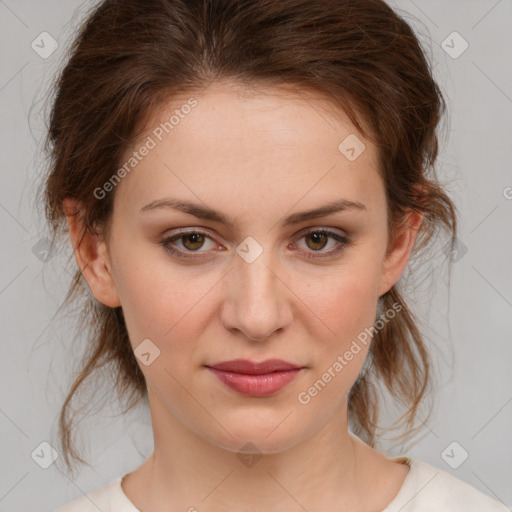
[386,457,510,512]
[55,476,121,512]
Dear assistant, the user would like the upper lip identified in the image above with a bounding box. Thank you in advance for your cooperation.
[206,359,302,375]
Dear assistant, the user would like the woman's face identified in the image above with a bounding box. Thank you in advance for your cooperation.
[87,81,419,454]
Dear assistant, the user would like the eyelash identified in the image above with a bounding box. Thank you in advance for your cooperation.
[159,228,353,261]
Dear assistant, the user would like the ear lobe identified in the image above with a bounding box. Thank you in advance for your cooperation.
[377,209,424,298]
[63,198,121,308]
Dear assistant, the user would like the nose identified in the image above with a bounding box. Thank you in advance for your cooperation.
[220,248,293,342]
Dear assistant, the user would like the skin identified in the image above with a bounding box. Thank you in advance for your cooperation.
[64,79,422,512]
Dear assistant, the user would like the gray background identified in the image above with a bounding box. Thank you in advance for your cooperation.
[0,0,511,510]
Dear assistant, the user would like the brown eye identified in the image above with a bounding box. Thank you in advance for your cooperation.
[160,229,217,258]
[293,228,353,260]
[181,232,206,251]
[304,232,329,251]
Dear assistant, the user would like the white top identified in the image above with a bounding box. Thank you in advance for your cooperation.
[55,456,510,511]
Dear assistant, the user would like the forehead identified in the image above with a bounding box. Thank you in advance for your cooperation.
[114,81,384,223]
[140,81,369,153]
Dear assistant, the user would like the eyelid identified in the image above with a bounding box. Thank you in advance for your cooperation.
[159,226,352,259]
[162,225,348,242]
[295,225,348,238]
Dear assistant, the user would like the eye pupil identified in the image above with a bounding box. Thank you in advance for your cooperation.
[183,233,204,250]
[306,232,328,251]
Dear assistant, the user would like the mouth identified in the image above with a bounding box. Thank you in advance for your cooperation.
[207,358,302,374]
[205,359,304,397]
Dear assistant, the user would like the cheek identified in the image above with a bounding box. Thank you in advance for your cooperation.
[111,246,218,357]
[294,274,380,405]
[294,262,381,342]
[291,261,381,400]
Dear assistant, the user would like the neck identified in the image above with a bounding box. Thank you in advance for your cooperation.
[134,397,375,512]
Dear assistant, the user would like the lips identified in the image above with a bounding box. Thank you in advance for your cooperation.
[206,359,302,374]
[205,359,304,397]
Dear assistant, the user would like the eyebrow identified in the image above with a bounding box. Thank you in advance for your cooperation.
[139,197,367,228]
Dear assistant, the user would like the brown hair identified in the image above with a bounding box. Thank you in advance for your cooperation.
[39,0,457,473]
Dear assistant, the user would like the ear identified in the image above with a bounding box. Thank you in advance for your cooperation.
[63,198,121,308]
[377,208,424,298]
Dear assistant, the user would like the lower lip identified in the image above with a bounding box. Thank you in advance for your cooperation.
[207,367,302,397]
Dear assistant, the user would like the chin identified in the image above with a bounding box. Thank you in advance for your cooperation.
[214,434,298,457]
[202,413,310,456]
